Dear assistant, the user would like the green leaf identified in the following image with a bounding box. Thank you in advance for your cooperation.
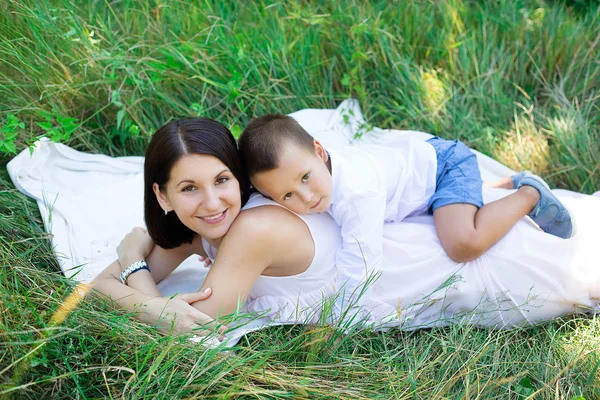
[63,123,78,134]
[116,109,126,128]
[64,28,77,38]
[190,102,203,115]
[61,118,79,132]
[230,124,242,139]
[341,74,351,87]
[111,90,121,104]
[6,113,19,127]
[128,125,140,136]
[514,377,535,398]
[3,141,17,154]
[118,129,129,146]
[48,128,62,142]
[37,109,54,121]
[36,122,53,131]
[5,131,17,140]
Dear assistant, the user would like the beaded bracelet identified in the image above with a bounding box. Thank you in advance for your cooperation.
[120,260,151,284]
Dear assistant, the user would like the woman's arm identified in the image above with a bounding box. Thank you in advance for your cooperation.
[190,205,314,318]
[91,260,216,334]
[91,229,217,334]
[116,227,206,296]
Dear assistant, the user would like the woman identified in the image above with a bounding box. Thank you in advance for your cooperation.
[93,117,600,337]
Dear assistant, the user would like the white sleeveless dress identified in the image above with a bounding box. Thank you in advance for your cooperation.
[202,193,343,325]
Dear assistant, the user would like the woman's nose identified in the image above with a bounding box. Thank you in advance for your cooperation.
[202,189,220,211]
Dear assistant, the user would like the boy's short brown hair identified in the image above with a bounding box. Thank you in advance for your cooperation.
[239,114,314,177]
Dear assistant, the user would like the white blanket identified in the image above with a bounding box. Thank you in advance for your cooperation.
[5,100,521,281]
[7,100,600,342]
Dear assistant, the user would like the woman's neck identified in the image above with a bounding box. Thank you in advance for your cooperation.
[205,237,222,249]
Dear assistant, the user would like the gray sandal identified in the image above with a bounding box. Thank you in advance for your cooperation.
[512,171,573,239]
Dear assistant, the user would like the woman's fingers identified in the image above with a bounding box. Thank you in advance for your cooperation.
[177,310,226,340]
[150,294,227,340]
[191,312,227,339]
[172,291,226,337]
[186,323,214,338]
[175,288,212,304]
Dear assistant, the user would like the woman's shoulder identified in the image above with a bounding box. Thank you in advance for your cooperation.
[242,191,279,209]
[221,195,307,251]
[234,200,305,238]
[239,192,296,222]
[233,192,340,249]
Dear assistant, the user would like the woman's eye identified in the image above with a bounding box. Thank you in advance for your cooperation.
[301,173,310,183]
[182,186,195,192]
[284,192,293,200]
[216,177,229,185]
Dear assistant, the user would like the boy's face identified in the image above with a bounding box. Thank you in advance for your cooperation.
[251,140,333,215]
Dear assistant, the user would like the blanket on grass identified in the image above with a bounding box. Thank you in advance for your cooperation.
[7,99,600,345]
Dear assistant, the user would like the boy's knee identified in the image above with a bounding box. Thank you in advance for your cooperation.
[444,231,485,263]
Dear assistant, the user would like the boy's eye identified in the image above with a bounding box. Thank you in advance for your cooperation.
[283,192,293,200]
[301,173,310,183]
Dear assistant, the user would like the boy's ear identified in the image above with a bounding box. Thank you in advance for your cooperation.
[153,183,172,213]
[313,140,328,162]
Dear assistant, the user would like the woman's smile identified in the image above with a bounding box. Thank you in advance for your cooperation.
[197,209,228,224]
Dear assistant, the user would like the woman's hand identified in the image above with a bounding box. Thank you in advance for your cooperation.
[139,288,225,337]
[117,227,155,271]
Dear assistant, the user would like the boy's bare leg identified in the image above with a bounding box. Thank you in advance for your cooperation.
[484,177,514,189]
[433,185,540,263]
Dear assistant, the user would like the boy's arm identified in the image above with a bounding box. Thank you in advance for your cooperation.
[331,191,386,307]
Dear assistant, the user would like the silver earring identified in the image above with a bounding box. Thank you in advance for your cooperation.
[164,209,169,215]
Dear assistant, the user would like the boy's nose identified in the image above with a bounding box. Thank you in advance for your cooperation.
[300,190,313,203]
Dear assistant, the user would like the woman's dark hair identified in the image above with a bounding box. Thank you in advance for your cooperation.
[144,117,250,249]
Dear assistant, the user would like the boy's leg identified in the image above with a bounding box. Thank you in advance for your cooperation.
[484,177,514,189]
[433,185,540,263]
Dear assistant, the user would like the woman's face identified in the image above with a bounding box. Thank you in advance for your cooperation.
[154,154,242,247]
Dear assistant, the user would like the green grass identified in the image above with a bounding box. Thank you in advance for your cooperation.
[1,0,599,398]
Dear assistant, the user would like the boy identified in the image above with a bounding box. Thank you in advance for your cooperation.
[238,115,573,305]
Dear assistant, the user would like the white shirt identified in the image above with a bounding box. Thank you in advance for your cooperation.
[326,136,438,313]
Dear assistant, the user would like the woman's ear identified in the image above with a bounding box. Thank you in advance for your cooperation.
[313,140,328,162]
[153,183,172,213]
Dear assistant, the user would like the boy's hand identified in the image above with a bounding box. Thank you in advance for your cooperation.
[198,255,212,268]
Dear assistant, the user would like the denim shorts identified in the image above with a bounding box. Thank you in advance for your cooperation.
[426,137,484,213]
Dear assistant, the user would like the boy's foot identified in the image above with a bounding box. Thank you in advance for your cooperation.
[511,171,531,190]
[512,171,573,239]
